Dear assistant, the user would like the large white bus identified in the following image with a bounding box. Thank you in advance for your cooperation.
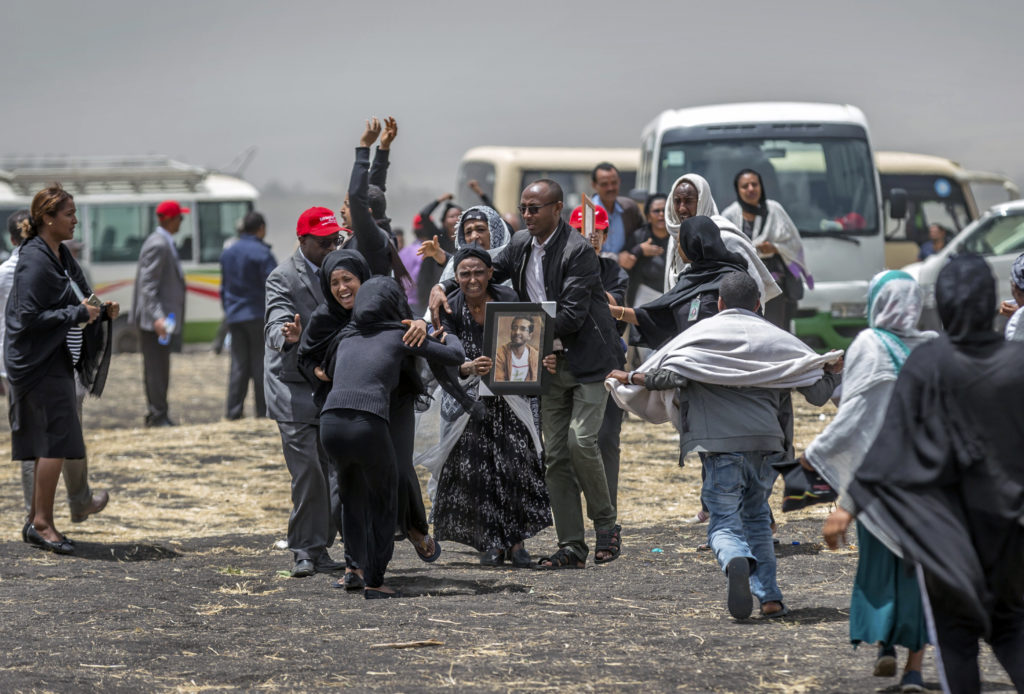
[636,102,894,350]
[0,156,257,351]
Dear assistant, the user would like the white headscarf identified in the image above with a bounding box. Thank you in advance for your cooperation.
[438,205,509,284]
[721,199,813,289]
[663,174,781,303]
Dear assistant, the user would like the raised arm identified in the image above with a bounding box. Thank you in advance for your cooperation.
[369,116,397,190]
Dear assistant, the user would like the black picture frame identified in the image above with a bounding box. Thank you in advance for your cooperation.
[481,301,554,396]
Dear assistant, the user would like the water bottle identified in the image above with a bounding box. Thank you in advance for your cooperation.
[159,313,176,346]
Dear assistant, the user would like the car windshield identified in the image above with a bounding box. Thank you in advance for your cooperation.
[658,137,878,236]
[962,212,1024,257]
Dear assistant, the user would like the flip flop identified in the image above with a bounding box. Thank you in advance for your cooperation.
[760,602,791,619]
[412,535,442,563]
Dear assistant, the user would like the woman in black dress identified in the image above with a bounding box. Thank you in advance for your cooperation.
[6,184,118,554]
[431,246,551,567]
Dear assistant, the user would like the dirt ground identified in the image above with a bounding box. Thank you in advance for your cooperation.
[0,351,1014,693]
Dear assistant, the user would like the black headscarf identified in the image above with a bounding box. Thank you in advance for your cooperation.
[298,250,372,392]
[734,168,768,221]
[342,276,409,338]
[631,216,748,350]
[935,253,999,345]
[451,244,492,272]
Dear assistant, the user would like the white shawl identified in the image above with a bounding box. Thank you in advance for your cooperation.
[721,199,813,288]
[607,308,842,430]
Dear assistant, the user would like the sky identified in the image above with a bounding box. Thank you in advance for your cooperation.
[3,0,1023,236]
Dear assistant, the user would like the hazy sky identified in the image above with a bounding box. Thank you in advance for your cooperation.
[4,0,1023,224]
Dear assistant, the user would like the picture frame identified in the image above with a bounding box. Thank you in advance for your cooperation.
[481,301,555,396]
[581,194,597,243]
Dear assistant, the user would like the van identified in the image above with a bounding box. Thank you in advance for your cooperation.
[455,146,638,224]
[877,151,1020,268]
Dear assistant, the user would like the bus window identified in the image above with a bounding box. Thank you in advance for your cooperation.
[142,203,194,262]
[91,204,146,263]
[455,161,497,210]
[197,201,252,263]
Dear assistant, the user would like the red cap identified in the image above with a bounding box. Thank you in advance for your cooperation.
[156,200,190,218]
[569,205,609,231]
[296,206,344,237]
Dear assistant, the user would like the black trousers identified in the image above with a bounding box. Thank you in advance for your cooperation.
[391,395,429,538]
[321,409,397,589]
[924,568,1024,692]
[139,330,171,422]
[226,319,266,419]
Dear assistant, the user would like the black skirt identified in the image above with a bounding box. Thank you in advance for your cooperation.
[9,353,84,460]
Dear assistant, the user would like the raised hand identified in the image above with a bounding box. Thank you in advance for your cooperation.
[359,118,382,148]
[380,116,398,149]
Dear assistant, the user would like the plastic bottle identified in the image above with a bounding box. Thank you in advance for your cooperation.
[159,313,176,346]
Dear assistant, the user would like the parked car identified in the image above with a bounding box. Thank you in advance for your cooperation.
[902,199,1024,330]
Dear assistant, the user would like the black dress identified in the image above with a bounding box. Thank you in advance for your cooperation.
[432,287,551,551]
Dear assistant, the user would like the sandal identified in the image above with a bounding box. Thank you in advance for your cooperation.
[760,601,791,619]
[594,525,621,564]
[537,547,585,570]
[411,535,442,563]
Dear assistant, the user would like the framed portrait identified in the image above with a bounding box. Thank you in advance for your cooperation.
[481,301,555,396]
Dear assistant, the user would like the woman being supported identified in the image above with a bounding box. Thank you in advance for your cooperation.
[318,277,466,599]
[425,246,550,567]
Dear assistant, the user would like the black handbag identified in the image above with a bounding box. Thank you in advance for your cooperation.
[774,461,837,512]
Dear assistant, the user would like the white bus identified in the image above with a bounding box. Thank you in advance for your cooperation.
[0,156,257,351]
[637,102,893,350]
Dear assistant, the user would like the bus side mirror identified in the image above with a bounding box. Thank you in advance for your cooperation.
[628,187,647,204]
[889,188,908,219]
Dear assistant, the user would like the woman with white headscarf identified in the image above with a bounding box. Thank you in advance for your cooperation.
[663,173,780,305]
[801,270,936,692]
[722,169,813,332]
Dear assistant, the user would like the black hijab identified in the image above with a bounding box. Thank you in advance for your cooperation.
[451,243,492,272]
[298,250,372,391]
[935,253,999,345]
[632,216,748,349]
[342,276,409,338]
[734,168,769,223]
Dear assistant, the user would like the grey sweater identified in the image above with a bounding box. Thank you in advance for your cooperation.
[645,368,840,455]
[322,330,465,421]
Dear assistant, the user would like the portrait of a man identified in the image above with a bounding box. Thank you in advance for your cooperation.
[493,315,540,382]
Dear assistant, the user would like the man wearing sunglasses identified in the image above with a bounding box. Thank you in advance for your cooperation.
[264,207,344,578]
[429,180,624,569]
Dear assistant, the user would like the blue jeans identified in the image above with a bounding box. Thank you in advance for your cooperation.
[702,451,782,605]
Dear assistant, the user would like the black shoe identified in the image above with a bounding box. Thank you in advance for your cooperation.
[726,556,753,619]
[510,546,532,568]
[145,415,176,428]
[25,524,74,555]
[480,547,505,566]
[290,559,315,578]
[364,587,402,599]
[333,572,364,591]
[315,555,345,573]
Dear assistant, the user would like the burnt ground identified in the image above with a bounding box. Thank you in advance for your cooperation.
[0,351,1016,693]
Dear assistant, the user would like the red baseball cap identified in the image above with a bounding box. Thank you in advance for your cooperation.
[156,200,190,218]
[296,206,344,237]
[569,204,609,231]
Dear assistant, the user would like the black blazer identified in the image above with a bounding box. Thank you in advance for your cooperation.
[442,220,621,382]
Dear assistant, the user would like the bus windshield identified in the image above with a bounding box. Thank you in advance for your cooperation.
[658,137,878,237]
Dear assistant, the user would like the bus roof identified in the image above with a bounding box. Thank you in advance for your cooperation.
[0,156,257,203]
[643,102,870,137]
[460,146,639,170]
[875,151,966,178]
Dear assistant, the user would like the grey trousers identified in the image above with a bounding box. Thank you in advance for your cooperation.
[18,373,93,517]
[541,355,616,561]
[226,319,267,419]
[139,329,171,422]
[277,420,341,564]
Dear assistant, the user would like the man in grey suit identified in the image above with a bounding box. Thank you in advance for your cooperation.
[264,207,346,578]
[131,200,187,427]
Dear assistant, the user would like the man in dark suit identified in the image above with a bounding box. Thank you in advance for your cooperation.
[130,200,187,427]
[430,179,624,568]
[264,207,346,578]
[220,211,277,419]
[591,162,644,273]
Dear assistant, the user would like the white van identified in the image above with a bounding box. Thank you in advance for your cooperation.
[455,146,638,224]
[0,156,257,350]
[636,102,893,350]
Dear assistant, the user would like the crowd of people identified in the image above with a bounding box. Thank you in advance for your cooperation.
[5,117,1023,692]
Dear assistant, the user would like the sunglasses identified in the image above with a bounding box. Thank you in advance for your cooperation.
[518,200,558,215]
[311,234,340,250]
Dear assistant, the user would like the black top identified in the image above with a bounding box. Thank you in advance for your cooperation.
[344,146,395,277]
[440,220,621,382]
[5,235,112,395]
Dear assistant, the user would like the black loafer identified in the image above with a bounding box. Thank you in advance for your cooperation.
[332,572,365,591]
[480,547,505,566]
[290,559,315,578]
[25,524,74,555]
[510,547,532,568]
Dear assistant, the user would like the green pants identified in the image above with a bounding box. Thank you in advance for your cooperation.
[541,355,616,560]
